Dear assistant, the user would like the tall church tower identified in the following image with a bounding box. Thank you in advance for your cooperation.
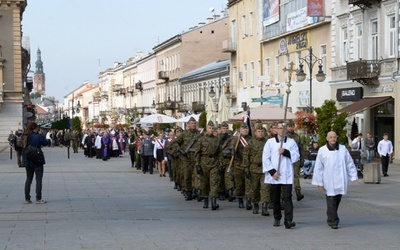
[33,48,46,94]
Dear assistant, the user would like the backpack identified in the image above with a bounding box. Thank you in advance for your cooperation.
[25,145,45,165]
[16,135,24,149]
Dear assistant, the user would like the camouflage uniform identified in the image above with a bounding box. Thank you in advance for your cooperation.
[169,119,199,200]
[165,127,183,190]
[232,124,253,209]
[218,122,233,201]
[194,121,222,210]
[72,130,80,153]
[242,126,270,216]
[286,121,304,201]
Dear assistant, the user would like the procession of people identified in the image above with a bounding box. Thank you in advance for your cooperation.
[12,115,394,230]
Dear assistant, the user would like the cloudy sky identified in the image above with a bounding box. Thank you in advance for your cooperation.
[22,0,228,102]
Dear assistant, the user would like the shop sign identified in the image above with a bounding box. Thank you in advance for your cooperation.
[336,87,363,102]
[370,85,394,93]
[286,30,310,52]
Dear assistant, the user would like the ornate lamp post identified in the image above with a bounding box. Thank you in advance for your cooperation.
[296,47,326,113]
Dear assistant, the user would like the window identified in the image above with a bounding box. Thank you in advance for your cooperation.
[233,66,237,90]
[320,45,327,74]
[371,20,378,60]
[275,56,280,83]
[250,62,255,87]
[249,12,254,36]
[356,23,363,59]
[265,58,270,84]
[388,16,395,58]
[231,19,237,46]
[342,27,348,64]
[243,63,248,87]
[242,15,247,37]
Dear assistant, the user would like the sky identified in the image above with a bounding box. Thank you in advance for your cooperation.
[22,0,228,103]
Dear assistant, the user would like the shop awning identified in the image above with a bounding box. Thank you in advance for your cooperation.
[339,96,393,115]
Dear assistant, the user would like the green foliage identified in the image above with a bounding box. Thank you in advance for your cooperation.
[232,123,240,132]
[30,92,41,99]
[198,111,207,128]
[350,118,359,140]
[71,117,82,132]
[51,118,69,130]
[314,100,348,146]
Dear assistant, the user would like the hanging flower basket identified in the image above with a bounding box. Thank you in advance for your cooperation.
[294,111,318,133]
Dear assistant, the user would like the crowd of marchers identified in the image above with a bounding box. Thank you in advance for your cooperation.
[8,118,393,230]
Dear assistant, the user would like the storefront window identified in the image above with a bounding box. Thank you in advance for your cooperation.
[375,102,394,115]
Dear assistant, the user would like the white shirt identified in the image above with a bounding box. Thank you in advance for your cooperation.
[153,138,165,159]
[95,135,102,148]
[312,144,358,196]
[262,136,300,185]
[377,139,393,156]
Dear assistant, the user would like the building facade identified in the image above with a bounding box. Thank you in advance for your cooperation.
[0,0,28,142]
[33,48,45,95]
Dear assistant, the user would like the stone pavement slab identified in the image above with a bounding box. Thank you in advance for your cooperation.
[0,144,400,250]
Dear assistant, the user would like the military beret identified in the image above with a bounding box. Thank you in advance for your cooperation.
[188,117,196,122]
[287,120,295,126]
[221,121,229,127]
[254,124,264,131]
[255,119,262,124]
[240,122,248,128]
[175,127,183,132]
[207,120,215,127]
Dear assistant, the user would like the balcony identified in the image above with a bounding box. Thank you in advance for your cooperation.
[192,101,205,113]
[112,84,122,92]
[222,39,237,53]
[178,104,190,112]
[347,60,381,86]
[119,87,127,95]
[158,71,169,80]
[100,91,108,99]
[349,0,381,9]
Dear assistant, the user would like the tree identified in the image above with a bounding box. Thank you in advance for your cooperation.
[350,118,359,140]
[314,100,348,146]
[30,92,41,99]
[71,117,82,132]
[198,111,207,129]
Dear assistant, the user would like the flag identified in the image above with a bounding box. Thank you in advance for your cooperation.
[239,135,248,147]
[241,109,252,137]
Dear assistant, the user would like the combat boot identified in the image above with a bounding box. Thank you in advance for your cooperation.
[238,198,244,208]
[197,190,204,202]
[211,198,220,210]
[245,197,253,210]
[253,203,259,214]
[261,203,270,216]
[295,189,304,201]
[228,189,236,202]
[185,190,193,201]
[177,185,182,192]
[218,191,225,201]
[203,197,209,209]
[192,188,198,200]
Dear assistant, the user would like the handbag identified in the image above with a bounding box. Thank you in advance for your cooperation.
[25,145,45,164]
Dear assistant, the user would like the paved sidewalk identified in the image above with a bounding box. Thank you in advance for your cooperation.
[0,143,400,250]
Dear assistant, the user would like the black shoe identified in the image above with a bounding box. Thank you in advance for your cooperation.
[384,174,389,177]
[185,191,193,201]
[228,190,236,202]
[211,198,219,210]
[284,221,296,229]
[304,175,308,179]
[246,198,253,210]
[238,198,244,208]
[261,203,270,216]
[331,225,338,229]
[173,183,177,189]
[203,197,209,209]
[273,219,280,227]
[177,185,182,192]
[218,192,225,201]
[295,190,304,201]
[253,203,259,214]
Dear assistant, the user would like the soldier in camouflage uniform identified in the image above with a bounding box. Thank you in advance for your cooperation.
[243,124,270,216]
[169,117,199,201]
[231,123,253,209]
[166,127,184,190]
[218,121,234,201]
[286,120,304,201]
[72,130,80,153]
[194,120,222,210]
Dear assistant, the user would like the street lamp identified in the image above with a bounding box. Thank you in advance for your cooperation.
[296,46,326,113]
[151,100,156,108]
[209,86,216,98]
[225,86,231,99]
[166,96,172,107]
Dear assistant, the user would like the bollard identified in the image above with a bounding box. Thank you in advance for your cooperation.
[363,163,381,184]
[10,146,13,160]
[67,146,70,159]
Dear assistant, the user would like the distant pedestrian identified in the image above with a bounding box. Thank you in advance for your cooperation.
[312,131,358,229]
[22,122,48,204]
[140,131,155,174]
[351,133,364,164]
[8,130,15,147]
[14,129,24,168]
[365,132,375,163]
[377,133,393,177]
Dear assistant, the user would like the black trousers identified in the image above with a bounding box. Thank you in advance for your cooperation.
[381,154,390,175]
[326,195,342,226]
[142,155,153,173]
[270,184,293,222]
[25,166,44,201]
